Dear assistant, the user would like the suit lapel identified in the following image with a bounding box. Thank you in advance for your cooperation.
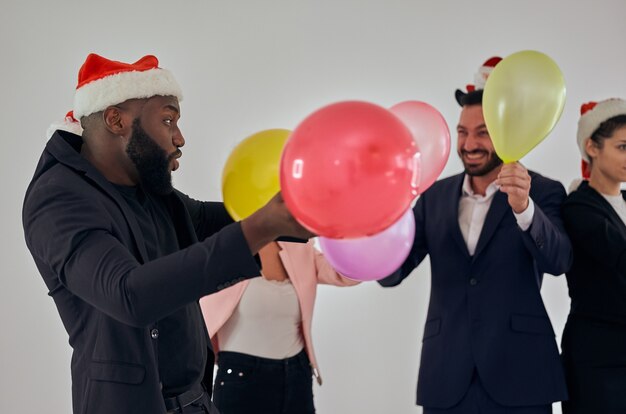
[447,174,471,259]
[84,169,151,263]
[473,189,509,258]
[276,242,308,314]
[277,242,300,290]
[586,185,626,236]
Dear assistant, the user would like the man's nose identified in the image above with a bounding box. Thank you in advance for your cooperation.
[173,128,185,148]
[462,134,480,151]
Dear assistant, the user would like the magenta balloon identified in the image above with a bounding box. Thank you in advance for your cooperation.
[319,208,415,281]
[389,101,450,194]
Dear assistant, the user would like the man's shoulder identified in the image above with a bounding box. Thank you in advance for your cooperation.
[528,170,561,186]
[24,159,111,222]
[528,170,565,195]
[27,161,91,199]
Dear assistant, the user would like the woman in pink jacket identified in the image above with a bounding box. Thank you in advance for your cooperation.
[200,240,358,414]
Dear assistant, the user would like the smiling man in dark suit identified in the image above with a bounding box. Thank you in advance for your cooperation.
[380,57,572,414]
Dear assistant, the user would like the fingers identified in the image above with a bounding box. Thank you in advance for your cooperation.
[496,162,530,190]
[266,191,315,239]
[496,162,530,214]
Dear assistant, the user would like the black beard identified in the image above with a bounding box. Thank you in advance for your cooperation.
[461,150,503,177]
[126,119,175,195]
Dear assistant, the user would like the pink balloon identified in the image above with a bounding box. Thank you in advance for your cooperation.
[390,101,450,194]
[280,101,420,238]
[319,208,415,281]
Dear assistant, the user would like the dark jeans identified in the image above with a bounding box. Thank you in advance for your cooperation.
[213,349,315,414]
[424,371,552,414]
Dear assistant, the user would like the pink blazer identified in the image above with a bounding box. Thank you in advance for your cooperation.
[199,240,358,385]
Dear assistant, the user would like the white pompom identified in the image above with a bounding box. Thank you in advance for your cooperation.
[46,116,83,139]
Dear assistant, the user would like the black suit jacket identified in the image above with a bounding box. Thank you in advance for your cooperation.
[381,172,572,408]
[22,131,261,414]
[560,181,626,412]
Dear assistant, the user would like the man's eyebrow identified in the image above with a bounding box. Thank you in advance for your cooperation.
[164,104,180,115]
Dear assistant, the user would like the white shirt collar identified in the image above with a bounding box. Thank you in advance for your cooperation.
[461,174,499,198]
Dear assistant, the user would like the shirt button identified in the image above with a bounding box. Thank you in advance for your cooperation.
[150,328,159,339]
[469,278,478,286]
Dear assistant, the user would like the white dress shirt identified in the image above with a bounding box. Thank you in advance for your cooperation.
[458,174,535,255]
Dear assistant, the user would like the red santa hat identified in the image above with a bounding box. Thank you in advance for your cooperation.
[455,56,502,106]
[577,98,626,164]
[48,53,182,137]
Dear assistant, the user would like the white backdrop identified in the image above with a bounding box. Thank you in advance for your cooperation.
[2,1,626,413]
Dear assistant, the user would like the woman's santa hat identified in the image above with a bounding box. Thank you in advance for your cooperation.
[48,53,182,137]
[455,56,502,106]
[577,98,626,179]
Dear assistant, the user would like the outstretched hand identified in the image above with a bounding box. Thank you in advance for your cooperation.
[262,192,315,240]
[241,192,315,254]
[495,162,531,214]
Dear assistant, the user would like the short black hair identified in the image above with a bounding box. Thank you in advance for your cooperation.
[455,89,483,107]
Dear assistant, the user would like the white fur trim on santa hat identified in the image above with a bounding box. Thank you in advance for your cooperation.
[577,98,626,161]
[46,115,84,139]
[473,66,494,90]
[73,67,183,120]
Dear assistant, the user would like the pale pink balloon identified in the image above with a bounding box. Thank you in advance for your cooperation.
[390,101,451,194]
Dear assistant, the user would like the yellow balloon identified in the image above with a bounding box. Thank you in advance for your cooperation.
[483,50,566,162]
[222,129,291,221]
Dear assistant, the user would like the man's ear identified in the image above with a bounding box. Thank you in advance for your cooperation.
[103,106,131,136]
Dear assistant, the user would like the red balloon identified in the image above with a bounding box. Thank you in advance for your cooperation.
[280,101,419,238]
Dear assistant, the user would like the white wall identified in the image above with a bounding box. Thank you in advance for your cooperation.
[2,1,625,412]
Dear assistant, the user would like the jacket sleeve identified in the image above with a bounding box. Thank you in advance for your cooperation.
[562,202,626,278]
[378,195,428,287]
[175,190,234,240]
[520,178,572,275]
[23,183,260,328]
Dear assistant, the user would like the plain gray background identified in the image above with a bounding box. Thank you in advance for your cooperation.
[2,1,625,413]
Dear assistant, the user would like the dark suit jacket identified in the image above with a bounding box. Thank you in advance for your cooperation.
[22,131,261,414]
[380,171,572,408]
[560,181,626,413]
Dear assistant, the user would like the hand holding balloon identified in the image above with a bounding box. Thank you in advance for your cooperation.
[495,163,531,214]
[241,192,315,254]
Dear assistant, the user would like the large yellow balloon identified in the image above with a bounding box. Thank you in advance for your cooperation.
[483,50,566,163]
[222,129,291,221]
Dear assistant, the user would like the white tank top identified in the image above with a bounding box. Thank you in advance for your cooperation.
[217,277,304,359]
